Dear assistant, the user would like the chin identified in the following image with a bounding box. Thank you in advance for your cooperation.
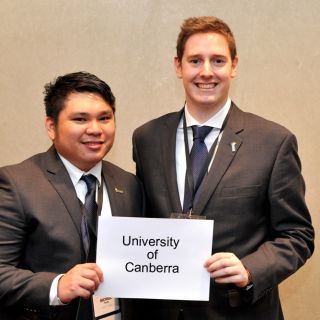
[197,98,218,106]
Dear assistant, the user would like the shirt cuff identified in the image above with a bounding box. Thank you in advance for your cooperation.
[49,274,66,306]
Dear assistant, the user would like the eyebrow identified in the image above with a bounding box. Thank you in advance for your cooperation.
[187,54,227,59]
[72,110,112,115]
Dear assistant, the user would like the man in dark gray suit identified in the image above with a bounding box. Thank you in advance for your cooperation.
[0,72,144,320]
[130,16,314,319]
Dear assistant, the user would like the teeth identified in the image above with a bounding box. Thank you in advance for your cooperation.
[84,141,102,145]
[197,83,216,89]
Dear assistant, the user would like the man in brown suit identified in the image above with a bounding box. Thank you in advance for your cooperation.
[0,72,144,319]
[129,16,314,320]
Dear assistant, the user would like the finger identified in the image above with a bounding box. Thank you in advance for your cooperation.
[83,263,104,282]
[204,252,233,267]
[79,271,102,291]
[76,286,94,300]
[209,265,249,287]
[209,265,241,278]
[60,266,102,293]
[206,257,238,273]
[78,276,100,292]
[93,264,104,282]
[214,274,246,284]
[58,274,93,303]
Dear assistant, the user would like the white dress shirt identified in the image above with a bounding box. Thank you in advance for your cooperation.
[175,98,231,208]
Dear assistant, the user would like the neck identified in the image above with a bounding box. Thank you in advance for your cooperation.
[186,103,225,124]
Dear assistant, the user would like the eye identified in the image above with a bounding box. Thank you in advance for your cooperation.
[72,117,87,122]
[213,58,226,66]
[189,58,201,65]
[99,114,113,122]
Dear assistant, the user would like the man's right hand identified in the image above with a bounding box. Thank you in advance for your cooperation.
[57,263,103,303]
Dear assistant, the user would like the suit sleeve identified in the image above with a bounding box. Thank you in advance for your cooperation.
[0,167,56,312]
[241,133,314,303]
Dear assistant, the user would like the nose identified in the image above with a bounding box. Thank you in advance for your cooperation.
[201,60,214,77]
[86,120,102,135]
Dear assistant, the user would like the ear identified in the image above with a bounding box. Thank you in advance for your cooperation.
[174,56,183,79]
[231,56,239,78]
[45,117,56,141]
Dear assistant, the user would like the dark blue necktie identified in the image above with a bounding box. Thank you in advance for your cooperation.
[190,125,212,190]
[183,125,212,212]
[80,174,98,258]
[77,175,98,320]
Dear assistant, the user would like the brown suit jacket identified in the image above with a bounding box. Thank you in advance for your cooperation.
[128,103,314,320]
[0,146,144,320]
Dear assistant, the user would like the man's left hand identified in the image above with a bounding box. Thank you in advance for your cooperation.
[204,252,249,288]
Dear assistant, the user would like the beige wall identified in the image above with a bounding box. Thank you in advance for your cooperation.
[0,1,319,318]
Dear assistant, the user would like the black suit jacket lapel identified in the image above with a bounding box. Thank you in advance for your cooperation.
[102,162,129,217]
[101,163,118,215]
[161,109,184,213]
[193,103,244,215]
[43,146,82,235]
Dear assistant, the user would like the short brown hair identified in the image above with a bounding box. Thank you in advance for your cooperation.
[176,16,237,61]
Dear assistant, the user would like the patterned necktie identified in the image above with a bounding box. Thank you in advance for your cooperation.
[183,125,212,212]
[80,174,98,259]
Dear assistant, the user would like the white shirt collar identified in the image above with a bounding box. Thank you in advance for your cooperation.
[58,154,102,187]
[184,97,231,129]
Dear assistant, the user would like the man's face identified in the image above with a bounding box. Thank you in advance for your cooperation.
[175,32,238,119]
[46,92,115,171]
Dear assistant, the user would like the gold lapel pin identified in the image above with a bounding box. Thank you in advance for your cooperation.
[114,187,124,193]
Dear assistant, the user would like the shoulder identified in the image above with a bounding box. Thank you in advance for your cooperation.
[102,161,144,199]
[0,151,47,180]
[0,152,51,208]
[232,104,294,140]
[102,161,138,183]
[133,110,182,136]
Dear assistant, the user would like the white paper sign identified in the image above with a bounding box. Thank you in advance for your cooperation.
[95,216,214,301]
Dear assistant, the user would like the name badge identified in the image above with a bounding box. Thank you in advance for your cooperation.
[93,296,121,319]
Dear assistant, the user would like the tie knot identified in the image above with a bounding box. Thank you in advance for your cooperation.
[192,125,212,141]
[81,174,97,193]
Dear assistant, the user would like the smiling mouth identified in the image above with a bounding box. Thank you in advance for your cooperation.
[197,83,218,89]
[82,141,104,146]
